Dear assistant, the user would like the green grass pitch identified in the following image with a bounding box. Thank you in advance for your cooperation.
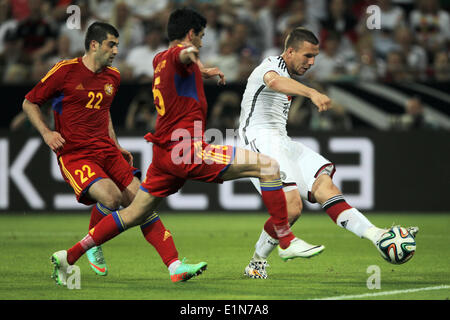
[0,212,448,300]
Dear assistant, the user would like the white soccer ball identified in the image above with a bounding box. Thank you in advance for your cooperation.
[377,226,416,264]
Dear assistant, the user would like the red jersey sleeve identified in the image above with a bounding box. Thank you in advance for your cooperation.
[25,60,71,106]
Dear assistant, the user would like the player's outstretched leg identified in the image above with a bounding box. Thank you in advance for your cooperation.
[313,174,419,261]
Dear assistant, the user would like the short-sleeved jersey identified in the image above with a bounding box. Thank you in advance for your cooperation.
[144,45,208,146]
[238,56,292,144]
[25,57,120,155]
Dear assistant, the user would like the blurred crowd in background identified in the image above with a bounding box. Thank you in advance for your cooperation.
[1,0,449,132]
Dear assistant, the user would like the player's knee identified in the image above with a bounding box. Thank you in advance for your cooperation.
[88,179,123,209]
[311,174,340,203]
[98,192,122,210]
[259,155,280,181]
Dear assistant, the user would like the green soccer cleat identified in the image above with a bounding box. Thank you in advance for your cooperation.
[170,258,207,283]
[50,250,70,286]
[86,246,108,276]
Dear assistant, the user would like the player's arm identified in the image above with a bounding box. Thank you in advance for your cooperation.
[23,59,73,152]
[197,59,226,85]
[178,46,226,85]
[263,71,331,112]
[108,112,133,166]
[22,98,65,152]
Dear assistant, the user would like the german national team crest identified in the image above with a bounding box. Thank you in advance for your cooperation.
[104,83,114,96]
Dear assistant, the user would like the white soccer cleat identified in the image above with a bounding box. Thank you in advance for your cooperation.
[278,238,325,262]
[244,259,269,279]
[50,250,70,286]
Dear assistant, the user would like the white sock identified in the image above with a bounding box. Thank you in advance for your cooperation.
[336,208,374,239]
[363,226,388,245]
[168,259,181,273]
[254,229,279,259]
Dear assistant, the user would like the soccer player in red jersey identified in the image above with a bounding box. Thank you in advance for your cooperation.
[23,22,204,283]
[50,8,310,284]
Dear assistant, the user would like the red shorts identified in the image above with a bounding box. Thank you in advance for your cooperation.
[58,146,141,205]
[140,140,235,197]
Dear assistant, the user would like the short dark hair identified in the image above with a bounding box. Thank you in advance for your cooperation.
[84,22,119,51]
[284,27,319,51]
[167,7,206,41]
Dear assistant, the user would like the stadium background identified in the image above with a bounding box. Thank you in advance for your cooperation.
[0,0,449,213]
[0,0,449,304]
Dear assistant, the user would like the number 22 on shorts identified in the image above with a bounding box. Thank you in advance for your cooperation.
[75,165,96,183]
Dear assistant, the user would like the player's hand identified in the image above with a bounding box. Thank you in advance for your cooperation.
[201,67,226,85]
[310,90,332,112]
[119,147,134,166]
[43,131,65,153]
[216,69,226,86]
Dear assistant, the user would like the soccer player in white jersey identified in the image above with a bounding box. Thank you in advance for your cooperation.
[238,27,418,279]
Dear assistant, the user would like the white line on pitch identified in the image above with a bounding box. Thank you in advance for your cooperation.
[314,285,450,300]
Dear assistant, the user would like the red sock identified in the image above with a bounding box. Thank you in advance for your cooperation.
[322,195,352,223]
[89,203,113,230]
[66,236,94,265]
[140,213,179,267]
[260,180,294,249]
[67,211,125,265]
[263,217,278,239]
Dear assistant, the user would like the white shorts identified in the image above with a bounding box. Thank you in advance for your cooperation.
[240,129,335,203]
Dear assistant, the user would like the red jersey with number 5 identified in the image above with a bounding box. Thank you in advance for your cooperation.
[144,45,208,146]
[25,57,120,155]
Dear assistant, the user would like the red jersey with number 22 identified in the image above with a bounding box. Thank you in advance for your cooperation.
[25,57,120,156]
[144,45,207,146]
